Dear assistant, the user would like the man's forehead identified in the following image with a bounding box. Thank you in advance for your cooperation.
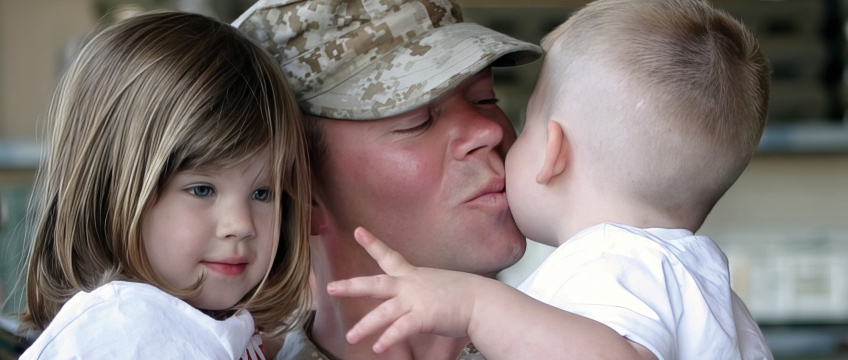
[312,69,494,123]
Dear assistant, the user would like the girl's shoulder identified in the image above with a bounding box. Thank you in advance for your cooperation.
[83,280,183,306]
[49,281,190,321]
[22,282,176,357]
[21,281,254,359]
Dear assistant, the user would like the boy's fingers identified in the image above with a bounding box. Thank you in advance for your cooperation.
[374,313,422,353]
[354,227,412,274]
[346,298,407,344]
[327,275,397,298]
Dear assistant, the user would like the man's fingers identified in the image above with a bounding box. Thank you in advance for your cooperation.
[327,275,397,299]
[354,227,412,274]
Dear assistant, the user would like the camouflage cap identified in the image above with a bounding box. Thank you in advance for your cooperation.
[233,0,542,120]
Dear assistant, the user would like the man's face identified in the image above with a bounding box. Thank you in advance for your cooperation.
[315,70,525,277]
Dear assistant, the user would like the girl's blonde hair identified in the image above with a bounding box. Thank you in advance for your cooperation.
[20,10,311,335]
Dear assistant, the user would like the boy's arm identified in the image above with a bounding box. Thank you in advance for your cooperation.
[327,227,658,360]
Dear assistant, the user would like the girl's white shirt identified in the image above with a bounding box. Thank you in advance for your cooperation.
[21,281,264,360]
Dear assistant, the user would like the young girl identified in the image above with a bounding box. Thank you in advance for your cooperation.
[18,11,311,359]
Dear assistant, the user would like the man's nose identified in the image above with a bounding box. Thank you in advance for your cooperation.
[217,200,256,240]
[447,100,508,161]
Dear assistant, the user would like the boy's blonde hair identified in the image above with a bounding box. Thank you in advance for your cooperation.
[540,0,770,227]
[21,11,311,335]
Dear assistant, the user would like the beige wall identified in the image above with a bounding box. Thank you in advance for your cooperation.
[707,154,848,322]
[0,0,96,141]
[702,154,848,233]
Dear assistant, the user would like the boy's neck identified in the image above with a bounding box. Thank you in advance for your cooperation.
[556,188,695,244]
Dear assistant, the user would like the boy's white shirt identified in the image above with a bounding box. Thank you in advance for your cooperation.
[517,222,773,360]
[21,281,264,360]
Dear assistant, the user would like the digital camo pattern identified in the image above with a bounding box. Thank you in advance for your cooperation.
[234,0,541,120]
[275,323,488,360]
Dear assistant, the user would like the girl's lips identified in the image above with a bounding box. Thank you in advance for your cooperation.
[203,262,247,276]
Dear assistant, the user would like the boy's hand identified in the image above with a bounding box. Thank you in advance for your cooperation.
[327,228,658,360]
[327,227,485,353]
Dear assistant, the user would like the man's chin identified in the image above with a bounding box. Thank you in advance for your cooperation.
[468,234,527,278]
[499,235,528,272]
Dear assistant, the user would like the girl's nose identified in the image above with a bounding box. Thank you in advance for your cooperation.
[217,200,256,240]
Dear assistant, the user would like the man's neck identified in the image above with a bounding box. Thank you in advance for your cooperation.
[308,232,471,360]
[310,295,469,360]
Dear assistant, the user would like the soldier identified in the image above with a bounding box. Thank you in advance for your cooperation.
[234,0,541,359]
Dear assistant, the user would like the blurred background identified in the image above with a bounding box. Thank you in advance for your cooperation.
[1,0,847,358]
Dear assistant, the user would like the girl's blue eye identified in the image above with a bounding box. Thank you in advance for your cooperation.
[253,188,271,201]
[188,185,214,197]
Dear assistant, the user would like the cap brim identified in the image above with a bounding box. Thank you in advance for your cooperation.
[302,23,542,120]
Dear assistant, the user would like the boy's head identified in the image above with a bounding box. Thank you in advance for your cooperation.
[511,0,770,237]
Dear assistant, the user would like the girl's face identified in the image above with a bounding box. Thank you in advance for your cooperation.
[141,148,276,310]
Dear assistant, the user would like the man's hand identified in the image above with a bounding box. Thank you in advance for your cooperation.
[327,227,489,353]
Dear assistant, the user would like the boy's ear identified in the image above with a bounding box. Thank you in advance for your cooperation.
[536,120,569,185]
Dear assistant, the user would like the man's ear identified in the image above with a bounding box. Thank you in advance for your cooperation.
[536,120,569,184]
[311,197,329,236]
